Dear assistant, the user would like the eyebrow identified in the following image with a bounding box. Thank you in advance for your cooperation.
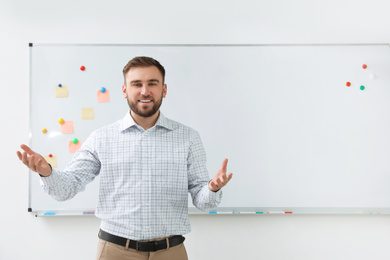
[130,79,160,84]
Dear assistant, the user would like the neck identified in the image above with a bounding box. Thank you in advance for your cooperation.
[130,110,160,130]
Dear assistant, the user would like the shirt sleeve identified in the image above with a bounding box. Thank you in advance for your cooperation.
[40,131,101,201]
[187,130,222,211]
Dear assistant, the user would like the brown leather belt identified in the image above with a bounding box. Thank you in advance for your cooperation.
[98,229,185,252]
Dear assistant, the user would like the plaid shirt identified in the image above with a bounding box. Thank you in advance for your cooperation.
[41,112,222,240]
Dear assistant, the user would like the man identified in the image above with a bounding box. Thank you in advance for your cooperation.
[17,56,233,260]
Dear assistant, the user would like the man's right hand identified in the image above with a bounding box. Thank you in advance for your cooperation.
[16,144,52,177]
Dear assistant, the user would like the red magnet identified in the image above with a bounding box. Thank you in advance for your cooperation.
[80,66,86,71]
[346,82,351,87]
[362,64,367,69]
[49,154,53,157]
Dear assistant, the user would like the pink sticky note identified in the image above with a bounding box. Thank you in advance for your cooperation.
[61,121,74,134]
[68,140,82,153]
[97,89,110,103]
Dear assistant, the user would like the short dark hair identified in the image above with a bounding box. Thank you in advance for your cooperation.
[123,56,166,84]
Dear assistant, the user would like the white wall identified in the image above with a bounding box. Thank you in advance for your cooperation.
[1,0,390,259]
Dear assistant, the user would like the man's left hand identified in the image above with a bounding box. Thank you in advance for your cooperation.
[208,158,233,192]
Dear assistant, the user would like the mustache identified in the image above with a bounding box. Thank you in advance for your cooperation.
[138,96,153,100]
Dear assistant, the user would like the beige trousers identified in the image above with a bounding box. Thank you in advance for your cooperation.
[96,239,188,260]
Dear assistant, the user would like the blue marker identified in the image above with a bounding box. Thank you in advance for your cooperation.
[209,211,217,214]
[43,212,55,216]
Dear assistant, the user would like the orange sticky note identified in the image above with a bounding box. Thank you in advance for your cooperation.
[61,120,74,134]
[97,89,110,103]
[44,155,57,168]
[68,140,82,153]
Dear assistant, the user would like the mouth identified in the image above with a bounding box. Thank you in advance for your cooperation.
[139,99,152,103]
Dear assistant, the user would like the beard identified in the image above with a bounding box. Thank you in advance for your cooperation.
[127,94,163,118]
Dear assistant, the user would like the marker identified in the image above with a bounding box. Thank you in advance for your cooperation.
[83,210,95,215]
[209,211,233,214]
[43,212,55,216]
[237,211,264,214]
[209,211,217,214]
[268,211,285,214]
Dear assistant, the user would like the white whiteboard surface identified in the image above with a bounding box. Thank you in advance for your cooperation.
[29,44,390,215]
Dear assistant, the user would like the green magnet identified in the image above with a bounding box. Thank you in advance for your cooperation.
[360,85,365,90]
[72,138,78,144]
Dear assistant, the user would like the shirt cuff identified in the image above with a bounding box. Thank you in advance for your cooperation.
[40,168,61,187]
[209,188,222,204]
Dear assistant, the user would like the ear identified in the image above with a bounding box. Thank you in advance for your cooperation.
[162,84,167,98]
[122,85,127,98]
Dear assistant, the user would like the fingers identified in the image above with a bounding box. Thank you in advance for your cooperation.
[29,155,37,172]
[21,151,31,166]
[209,161,233,192]
[20,144,35,155]
[16,151,23,160]
[17,145,51,176]
[17,148,39,173]
[221,158,228,173]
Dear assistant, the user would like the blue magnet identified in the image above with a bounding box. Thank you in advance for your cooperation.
[100,87,106,93]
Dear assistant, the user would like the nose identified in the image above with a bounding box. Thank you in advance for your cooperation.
[140,84,151,96]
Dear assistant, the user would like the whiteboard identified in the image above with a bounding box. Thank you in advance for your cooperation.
[29,44,390,215]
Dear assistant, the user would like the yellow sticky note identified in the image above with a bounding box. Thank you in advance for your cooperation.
[44,155,57,168]
[69,140,82,153]
[97,89,110,103]
[61,120,74,134]
[55,85,69,98]
[81,108,94,120]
